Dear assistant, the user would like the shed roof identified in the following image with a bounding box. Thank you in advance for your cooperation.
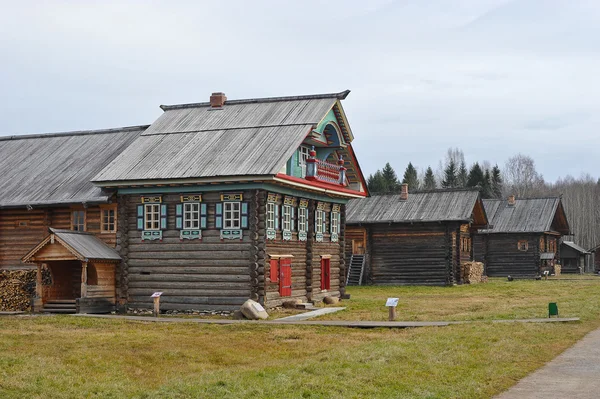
[0,126,146,208]
[93,91,351,184]
[561,241,589,254]
[481,197,570,234]
[22,228,122,263]
[346,189,484,224]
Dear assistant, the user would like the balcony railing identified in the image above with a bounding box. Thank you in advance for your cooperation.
[305,147,347,186]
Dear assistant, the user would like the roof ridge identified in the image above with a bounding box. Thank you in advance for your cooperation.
[160,90,351,111]
[50,227,95,236]
[483,196,561,201]
[142,123,314,137]
[0,125,150,142]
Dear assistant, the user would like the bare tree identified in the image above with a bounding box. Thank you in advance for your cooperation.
[503,154,546,197]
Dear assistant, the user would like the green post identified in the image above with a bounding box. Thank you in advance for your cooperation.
[549,302,559,318]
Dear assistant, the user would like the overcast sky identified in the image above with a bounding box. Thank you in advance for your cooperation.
[1,0,599,182]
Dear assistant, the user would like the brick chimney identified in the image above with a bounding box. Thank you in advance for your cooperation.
[508,195,516,206]
[400,183,409,200]
[210,92,227,108]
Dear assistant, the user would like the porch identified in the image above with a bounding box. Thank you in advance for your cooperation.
[22,228,121,314]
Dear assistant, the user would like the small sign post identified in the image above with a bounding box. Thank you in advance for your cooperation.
[386,297,399,321]
[151,292,163,317]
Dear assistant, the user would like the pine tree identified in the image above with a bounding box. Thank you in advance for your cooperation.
[491,165,503,199]
[423,166,436,190]
[442,160,458,188]
[402,162,420,191]
[367,171,388,195]
[481,169,493,198]
[381,162,400,193]
[457,160,468,188]
[467,162,485,188]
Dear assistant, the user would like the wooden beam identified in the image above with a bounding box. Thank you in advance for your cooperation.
[81,261,88,298]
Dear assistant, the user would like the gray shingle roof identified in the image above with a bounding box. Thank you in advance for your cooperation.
[93,91,349,184]
[562,241,589,254]
[481,197,562,233]
[346,189,481,224]
[50,228,121,261]
[0,126,146,207]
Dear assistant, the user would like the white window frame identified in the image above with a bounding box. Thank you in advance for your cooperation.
[282,205,292,232]
[144,204,160,231]
[224,201,241,229]
[331,212,340,234]
[183,202,200,230]
[266,202,276,230]
[316,210,324,234]
[299,145,311,177]
[298,207,308,233]
[101,206,117,233]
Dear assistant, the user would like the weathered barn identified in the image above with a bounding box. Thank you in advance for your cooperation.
[345,186,488,286]
[474,196,571,277]
[0,90,367,313]
[560,241,591,274]
[0,126,145,312]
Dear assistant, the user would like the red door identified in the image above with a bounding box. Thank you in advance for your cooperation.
[279,258,292,297]
[321,258,331,290]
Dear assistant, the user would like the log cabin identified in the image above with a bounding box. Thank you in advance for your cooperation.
[0,126,145,312]
[0,90,367,313]
[560,241,591,274]
[345,185,488,286]
[474,195,571,277]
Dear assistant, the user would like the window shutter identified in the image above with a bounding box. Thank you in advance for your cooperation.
[322,211,327,234]
[315,211,318,232]
[176,204,183,230]
[241,202,249,229]
[330,211,334,234]
[160,204,168,230]
[274,204,279,231]
[200,203,208,229]
[137,205,144,230]
[291,206,296,232]
[269,258,279,283]
[215,203,223,229]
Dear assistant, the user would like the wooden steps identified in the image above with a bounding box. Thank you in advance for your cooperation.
[42,299,77,314]
[346,254,365,286]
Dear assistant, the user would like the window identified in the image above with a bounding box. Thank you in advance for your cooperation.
[266,202,276,230]
[518,240,528,251]
[282,205,292,232]
[71,210,86,231]
[298,145,311,177]
[331,212,340,234]
[183,202,200,229]
[298,208,307,232]
[144,204,160,231]
[316,210,324,234]
[539,237,545,252]
[101,206,117,233]
[461,237,471,254]
[224,202,241,229]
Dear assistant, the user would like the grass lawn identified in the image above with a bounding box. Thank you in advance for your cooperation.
[2,277,600,398]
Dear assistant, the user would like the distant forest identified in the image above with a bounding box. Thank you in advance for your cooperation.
[366,148,600,251]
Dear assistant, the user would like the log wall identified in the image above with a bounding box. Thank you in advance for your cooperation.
[482,233,542,276]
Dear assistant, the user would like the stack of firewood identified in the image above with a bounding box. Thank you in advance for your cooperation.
[0,270,36,311]
[461,261,486,284]
[553,263,562,276]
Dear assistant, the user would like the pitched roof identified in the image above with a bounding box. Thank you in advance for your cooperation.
[0,126,146,208]
[480,197,570,234]
[346,189,483,224]
[92,91,351,184]
[22,228,121,263]
[562,241,589,254]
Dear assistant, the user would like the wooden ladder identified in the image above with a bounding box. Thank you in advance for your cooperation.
[346,254,365,286]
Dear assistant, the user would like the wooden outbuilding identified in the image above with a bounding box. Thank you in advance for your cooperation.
[345,186,488,286]
[474,196,571,277]
[560,241,591,274]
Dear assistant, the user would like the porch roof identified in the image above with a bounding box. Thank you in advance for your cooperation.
[22,228,121,263]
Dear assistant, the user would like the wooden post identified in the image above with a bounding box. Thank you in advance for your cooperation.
[81,261,88,298]
[388,306,396,321]
[36,263,43,298]
[153,296,160,317]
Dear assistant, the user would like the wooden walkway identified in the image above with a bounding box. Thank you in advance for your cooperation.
[70,314,579,328]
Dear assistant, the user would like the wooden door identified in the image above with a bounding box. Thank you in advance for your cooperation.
[321,258,331,290]
[279,258,292,297]
[352,239,365,255]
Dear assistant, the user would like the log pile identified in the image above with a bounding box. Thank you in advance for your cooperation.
[0,269,51,311]
[553,263,562,276]
[460,261,486,284]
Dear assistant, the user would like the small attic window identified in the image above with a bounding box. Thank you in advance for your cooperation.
[517,240,528,251]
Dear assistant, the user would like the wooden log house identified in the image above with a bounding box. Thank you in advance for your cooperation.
[0,90,367,313]
[345,186,488,286]
[474,195,571,277]
[559,241,591,274]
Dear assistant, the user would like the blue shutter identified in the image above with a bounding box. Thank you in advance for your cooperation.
[176,204,183,230]
[160,204,168,230]
[315,210,318,232]
[274,204,279,230]
[216,203,223,229]
[200,203,208,229]
[241,202,249,229]
[137,205,144,230]
[291,206,296,232]
[330,211,334,234]
[322,210,327,233]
